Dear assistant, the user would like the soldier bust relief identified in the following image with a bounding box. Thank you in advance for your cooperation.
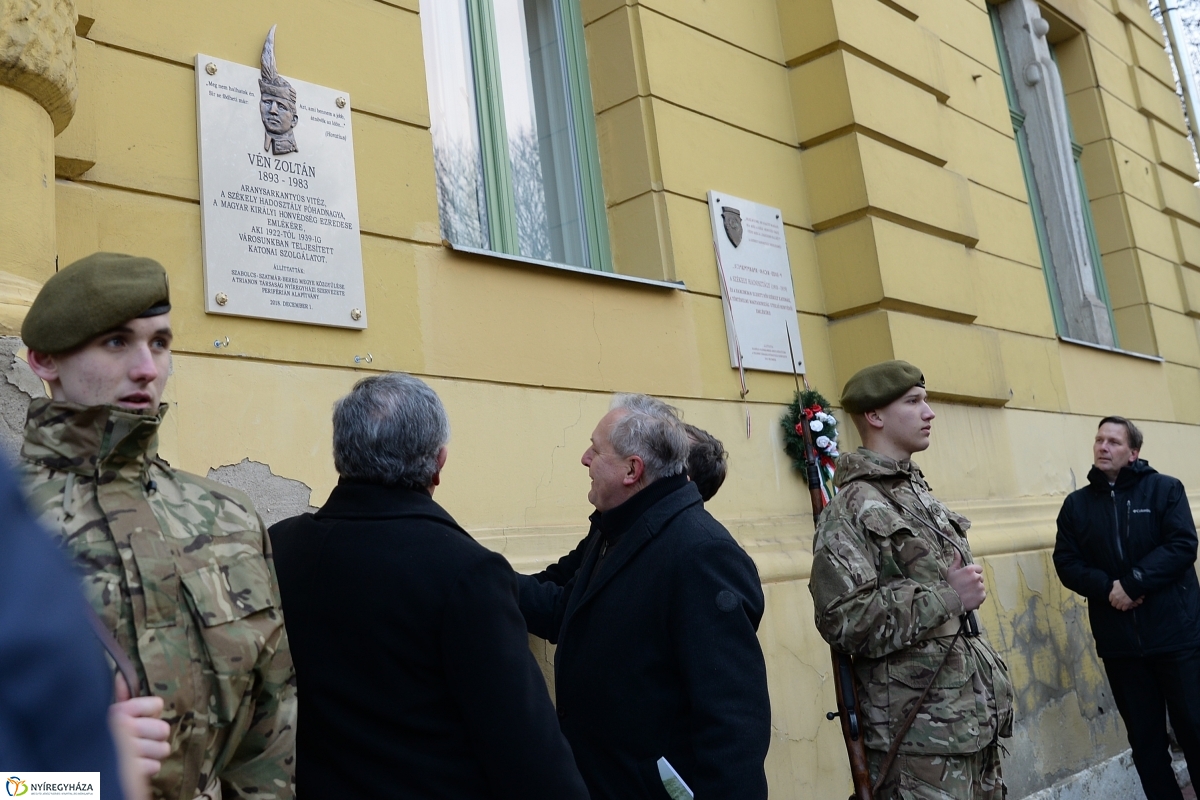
[259,25,298,156]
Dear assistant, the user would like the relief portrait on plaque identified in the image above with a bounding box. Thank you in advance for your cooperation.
[259,25,299,155]
[722,206,743,248]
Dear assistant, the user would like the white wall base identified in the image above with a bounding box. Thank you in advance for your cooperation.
[1020,749,1191,800]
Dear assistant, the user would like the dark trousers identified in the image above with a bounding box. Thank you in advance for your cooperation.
[1105,649,1200,800]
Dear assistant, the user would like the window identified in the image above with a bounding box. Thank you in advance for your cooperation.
[989,0,1119,347]
[420,0,612,271]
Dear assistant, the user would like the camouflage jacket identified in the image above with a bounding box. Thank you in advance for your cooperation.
[809,448,1013,755]
[18,400,296,799]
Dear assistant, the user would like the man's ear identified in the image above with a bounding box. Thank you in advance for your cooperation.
[1129,449,1140,465]
[623,455,645,487]
[429,446,448,488]
[26,350,59,383]
[863,409,886,431]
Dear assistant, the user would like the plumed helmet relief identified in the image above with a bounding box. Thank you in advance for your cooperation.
[259,25,299,155]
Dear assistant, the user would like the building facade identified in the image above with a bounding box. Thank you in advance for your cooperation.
[2,0,1200,795]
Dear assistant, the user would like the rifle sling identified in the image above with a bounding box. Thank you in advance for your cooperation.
[871,621,966,796]
[82,600,145,698]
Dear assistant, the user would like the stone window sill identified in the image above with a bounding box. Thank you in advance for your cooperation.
[1059,336,1164,363]
[446,243,686,291]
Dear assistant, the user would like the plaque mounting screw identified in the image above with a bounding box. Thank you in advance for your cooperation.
[213,337,230,349]
[354,353,373,364]
[350,308,362,321]
[215,292,228,306]
[205,62,217,75]
[336,97,347,109]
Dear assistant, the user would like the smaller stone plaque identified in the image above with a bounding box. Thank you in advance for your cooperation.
[707,190,805,374]
[195,31,367,329]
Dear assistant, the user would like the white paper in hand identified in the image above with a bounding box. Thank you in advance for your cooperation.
[657,757,695,800]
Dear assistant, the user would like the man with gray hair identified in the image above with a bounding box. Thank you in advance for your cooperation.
[520,394,771,800]
[270,373,588,799]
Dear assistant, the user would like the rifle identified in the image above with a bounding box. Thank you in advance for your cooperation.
[796,405,872,800]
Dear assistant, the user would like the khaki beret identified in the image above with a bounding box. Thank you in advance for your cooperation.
[841,360,925,414]
[22,252,171,354]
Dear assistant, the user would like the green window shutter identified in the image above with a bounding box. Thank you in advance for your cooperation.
[559,0,613,272]
[450,0,610,269]
[465,0,520,255]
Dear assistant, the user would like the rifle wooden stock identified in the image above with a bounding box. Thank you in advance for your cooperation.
[830,649,873,800]
[798,411,873,799]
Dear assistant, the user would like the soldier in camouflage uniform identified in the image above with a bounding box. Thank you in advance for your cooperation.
[18,253,296,800]
[809,361,1013,799]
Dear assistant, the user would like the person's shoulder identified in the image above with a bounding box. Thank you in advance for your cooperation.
[664,504,760,573]
[1141,469,1184,492]
[267,511,315,548]
[1061,484,1094,505]
[664,498,733,542]
[386,497,497,569]
[154,463,268,539]
[821,481,895,528]
[13,460,65,518]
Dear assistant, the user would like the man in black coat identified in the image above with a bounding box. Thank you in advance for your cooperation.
[532,421,728,588]
[1054,416,1200,800]
[270,373,588,800]
[520,395,771,800]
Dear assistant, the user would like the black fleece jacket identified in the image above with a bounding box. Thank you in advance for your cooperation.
[1053,459,1200,658]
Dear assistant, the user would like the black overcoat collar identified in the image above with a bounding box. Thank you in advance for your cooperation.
[562,480,703,631]
[315,478,469,535]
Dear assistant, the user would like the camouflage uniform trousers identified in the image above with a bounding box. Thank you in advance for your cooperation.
[868,744,1005,800]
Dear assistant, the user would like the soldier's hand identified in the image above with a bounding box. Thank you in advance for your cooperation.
[947,552,987,612]
[1108,580,1142,611]
[111,674,172,776]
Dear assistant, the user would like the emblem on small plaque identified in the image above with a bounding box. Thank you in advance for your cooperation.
[259,25,299,155]
[721,206,743,248]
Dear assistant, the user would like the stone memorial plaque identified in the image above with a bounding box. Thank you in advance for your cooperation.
[707,190,805,374]
[195,30,367,329]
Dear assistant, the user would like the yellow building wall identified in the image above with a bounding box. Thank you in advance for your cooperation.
[0,0,1188,796]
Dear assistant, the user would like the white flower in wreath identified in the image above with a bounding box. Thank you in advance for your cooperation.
[816,435,832,450]
[809,419,824,432]
[828,446,840,458]
[818,412,837,424]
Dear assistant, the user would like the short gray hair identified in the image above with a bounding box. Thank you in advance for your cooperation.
[609,394,689,483]
[332,373,450,488]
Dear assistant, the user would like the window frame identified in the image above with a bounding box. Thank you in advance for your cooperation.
[448,0,613,272]
[988,2,1120,346]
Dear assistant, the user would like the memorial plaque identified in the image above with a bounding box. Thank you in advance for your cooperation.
[195,28,367,329]
[707,190,805,374]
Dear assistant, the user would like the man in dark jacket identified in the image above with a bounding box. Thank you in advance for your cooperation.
[531,421,728,588]
[270,373,588,800]
[1054,416,1200,800]
[520,395,770,800]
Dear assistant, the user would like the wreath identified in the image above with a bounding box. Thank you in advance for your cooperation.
[780,388,839,504]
